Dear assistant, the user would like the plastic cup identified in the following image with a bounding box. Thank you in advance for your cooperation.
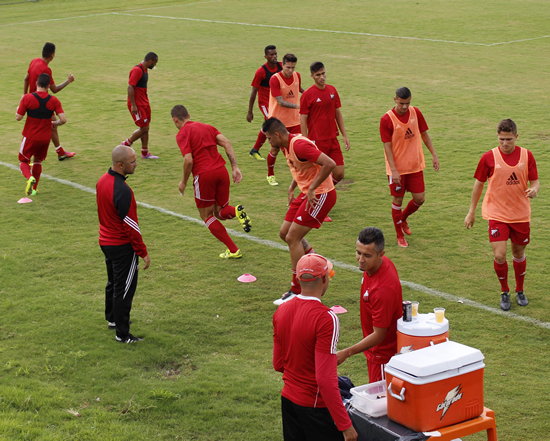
[411,301,419,317]
[434,307,446,323]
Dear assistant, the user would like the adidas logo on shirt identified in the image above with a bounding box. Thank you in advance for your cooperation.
[404,128,415,140]
[316,98,322,102]
[506,172,520,185]
[287,90,295,98]
[297,216,303,221]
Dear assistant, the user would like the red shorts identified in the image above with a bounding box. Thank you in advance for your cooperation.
[287,124,301,135]
[259,104,269,120]
[19,137,49,162]
[368,362,387,384]
[388,170,425,196]
[284,189,337,228]
[314,138,344,166]
[193,165,230,209]
[129,103,151,128]
[488,220,530,245]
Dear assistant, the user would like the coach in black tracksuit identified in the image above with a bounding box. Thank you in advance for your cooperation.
[96,145,150,343]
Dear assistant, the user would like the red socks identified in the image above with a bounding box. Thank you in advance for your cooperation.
[391,203,403,237]
[218,205,236,220]
[20,162,32,180]
[55,145,66,156]
[121,139,133,146]
[291,270,301,294]
[494,259,510,292]
[253,130,267,151]
[402,199,422,221]
[267,152,277,176]
[205,216,238,253]
[513,255,526,292]
[141,148,149,157]
[31,161,42,189]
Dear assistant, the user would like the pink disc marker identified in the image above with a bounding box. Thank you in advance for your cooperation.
[237,273,257,283]
[18,197,33,204]
[330,305,348,314]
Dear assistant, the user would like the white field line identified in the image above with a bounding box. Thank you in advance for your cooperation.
[2,161,550,330]
[0,7,547,47]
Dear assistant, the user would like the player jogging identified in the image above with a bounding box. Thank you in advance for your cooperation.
[171,105,252,259]
[465,119,539,311]
[380,87,440,247]
[121,52,159,159]
[16,73,67,195]
[265,53,303,186]
[247,45,282,161]
[24,42,75,161]
[262,117,336,305]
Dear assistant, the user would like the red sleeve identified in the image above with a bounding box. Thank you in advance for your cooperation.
[251,66,265,88]
[415,107,429,132]
[270,75,282,97]
[297,72,301,91]
[370,287,394,328]
[272,313,284,373]
[115,186,147,258]
[293,138,322,162]
[128,67,142,87]
[176,128,191,157]
[16,95,29,116]
[49,96,64,115]
[473,152,494,182]
[334,87,342,109]
[380,113,393,143]
[528,150,538,181]
[299,89,311,115]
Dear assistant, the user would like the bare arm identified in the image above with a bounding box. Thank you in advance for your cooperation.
[336,326,387,365]
[24,73,29,94]
[53,112,67,126]
[49,74,75,94]
[128,85,138,114]
[464,179,485,229]
[216,134,242,184]
[526,179,540,199]
[179,153,194,195]
[305,153,336,210]
[275,95,299,109]
[15,113,24,121]
[421,131,439,171]
[300,114,308,138]
[335,108,350,151]
[247,87,259,122]
[383,141,401,186]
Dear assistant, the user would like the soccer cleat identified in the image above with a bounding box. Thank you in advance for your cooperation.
[58,151,76,161]
[30,189,39,196]
[249,148,265,160]
[25,176,36,196]
[219,249,243,259]
[236,205,252,233]
[273,290,297,306]
[401,220,412,236]
[108,322,116,329]
[323,215,333,223]
[116,334,143,343]
[397,236,409,248]
[267,175,278,186]
[500,291,511,311]
[516,291,529,306]
[141,153,159,159]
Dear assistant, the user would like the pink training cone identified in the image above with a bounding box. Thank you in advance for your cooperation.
[237,273,257,283]
[18,197,33,204]
[330,305,348,314]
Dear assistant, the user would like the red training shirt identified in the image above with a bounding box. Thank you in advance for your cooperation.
[27,58,54,93]
[128,63,149,107]
[273,295,353,432]
[288,134,322,163]
[380,107,429,143]
[251,62,283,107]
[176,121,226,175]
[17,92,63,142]
[360,256,403,365]
[300,84,341,141]
[270,71,302,98]
[474,146,538,182]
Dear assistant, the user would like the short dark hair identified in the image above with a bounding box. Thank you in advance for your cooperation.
[497,118,517,135]
[395,87,411,99]
[37,73,51,88]
[171,105,190,120]
[42,42,56,58]
[144,52,158,62]
[310,61,324,74]
[282,53,297,64]
[264,45,276,55]
[358,227,385,253]
[262,117,286,135]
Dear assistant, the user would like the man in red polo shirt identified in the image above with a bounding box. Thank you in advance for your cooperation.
[337,227,402,383]
[171,105,252,259]
[121,52,159,159]
[380,87,440,248]
[16,73,67,195]
[246,45,282,160]
[24,42,75,161]
[465,119,539,311]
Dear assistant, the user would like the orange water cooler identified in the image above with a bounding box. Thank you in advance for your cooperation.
[397,312,449,353]
[385,341,485,432]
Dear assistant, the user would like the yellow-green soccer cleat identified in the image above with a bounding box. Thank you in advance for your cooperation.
[236,205,252,233]
[266,175,278,186]
[25,176,36,196]
[219,249,243,259]
[249,149,265,160]
[31,189,39,196]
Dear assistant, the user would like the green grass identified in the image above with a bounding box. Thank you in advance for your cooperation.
[1,0,550,439]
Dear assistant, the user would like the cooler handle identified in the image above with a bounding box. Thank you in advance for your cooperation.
[429,336,449,346]
[388,378,406,402]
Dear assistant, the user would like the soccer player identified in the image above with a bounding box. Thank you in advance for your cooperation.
[16,73,67,195]
[465,119,540,311]
[265,53,303,186]
[273,253,358,441]
[24,42,75,161]
[121,52,159,159]
[337,227,402,383]
[247,45,282,161]
[171,105,252,259]
[97,145,150,343]
[262,117,336,304]
[300,61,350,185]
[380,87,440,247]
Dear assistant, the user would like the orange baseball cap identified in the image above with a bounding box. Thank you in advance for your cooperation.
[297,254,334,282]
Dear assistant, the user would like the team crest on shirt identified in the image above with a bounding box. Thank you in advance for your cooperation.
[316,98,322,102]
[490,227,500,238]
[363,289,369,302]
[330,94,335,99]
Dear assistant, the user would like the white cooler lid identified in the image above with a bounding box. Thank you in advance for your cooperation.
[386,341,484,377]
[397,313,448,336]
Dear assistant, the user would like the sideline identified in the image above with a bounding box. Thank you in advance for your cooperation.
[2,160,549,330]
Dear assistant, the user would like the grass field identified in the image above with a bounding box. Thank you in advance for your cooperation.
[1,0,550,439]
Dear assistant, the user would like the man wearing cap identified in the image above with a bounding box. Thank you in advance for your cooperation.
[273,253,358,441]
[336,227,402,383]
